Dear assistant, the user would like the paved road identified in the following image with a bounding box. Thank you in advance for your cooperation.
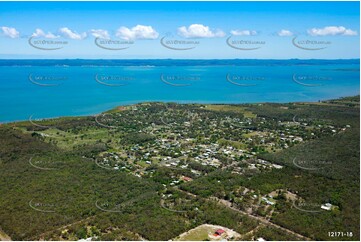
[176,187,312,241]
[216,198,311,241]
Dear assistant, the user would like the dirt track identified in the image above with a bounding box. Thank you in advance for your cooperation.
[0,228,11,241]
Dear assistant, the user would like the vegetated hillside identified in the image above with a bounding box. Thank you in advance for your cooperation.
[0,96,359,241]
[249,96,360,181]
[182,97,360,240]
[247,97,359,240]
[0,129,260,241]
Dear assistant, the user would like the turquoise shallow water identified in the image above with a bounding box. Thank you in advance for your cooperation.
[0,59,359,122]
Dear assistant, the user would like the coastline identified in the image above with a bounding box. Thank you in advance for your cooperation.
[1,95,359,125]
[0,59,359,123]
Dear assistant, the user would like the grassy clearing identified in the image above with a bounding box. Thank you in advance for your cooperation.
[175,224,241,241]
[177,227,212,240]
[27,127,115,149]
[204,105,257,118]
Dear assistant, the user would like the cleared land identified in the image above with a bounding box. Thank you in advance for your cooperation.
[174,224,241,241]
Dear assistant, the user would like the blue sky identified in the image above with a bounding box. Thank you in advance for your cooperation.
[0,1,359,59]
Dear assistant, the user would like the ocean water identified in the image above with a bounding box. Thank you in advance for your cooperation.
[0,59,359,122]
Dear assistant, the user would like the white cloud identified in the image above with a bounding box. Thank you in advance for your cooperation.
[59,27,87,40]
[343,29,358,36]
[277,29,293,37]
[32,28,59,39]
[177,24,225,38]
[90,29,110,39]
[0,26,19,38]
[116,25,159,40]
[230,30,257,36]
[307,26,357,36]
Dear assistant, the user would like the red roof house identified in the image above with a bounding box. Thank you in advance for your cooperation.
[181,176,193,182]
[215,229,226,236]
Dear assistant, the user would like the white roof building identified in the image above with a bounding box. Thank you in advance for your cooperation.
[321,203,332,211]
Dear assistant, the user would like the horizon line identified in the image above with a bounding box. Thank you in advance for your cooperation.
[0,58,359,60]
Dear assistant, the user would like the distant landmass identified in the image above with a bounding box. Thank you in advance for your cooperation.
[0,59,359,66]
[0,59,359,122]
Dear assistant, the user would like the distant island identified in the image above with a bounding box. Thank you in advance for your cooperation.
[0,59,359,123]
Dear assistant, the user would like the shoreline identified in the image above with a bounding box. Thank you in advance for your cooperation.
[1,95,358,125]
